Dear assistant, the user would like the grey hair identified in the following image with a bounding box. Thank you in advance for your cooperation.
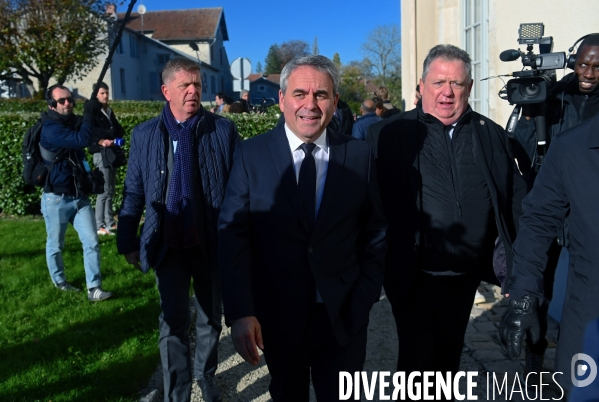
[162,57,201,85]
[280,55,340,95]
[422,44,472,82]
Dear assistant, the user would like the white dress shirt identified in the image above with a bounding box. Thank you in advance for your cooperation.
[284,124,329,303]
[284,124,329,217]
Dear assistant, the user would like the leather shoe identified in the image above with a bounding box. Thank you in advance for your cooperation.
[196,374,222,402]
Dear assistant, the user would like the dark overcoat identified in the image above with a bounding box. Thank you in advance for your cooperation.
[509,112,599,388]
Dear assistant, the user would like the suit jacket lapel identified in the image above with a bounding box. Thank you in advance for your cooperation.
[314,131,346,230]
[268,128,310,232]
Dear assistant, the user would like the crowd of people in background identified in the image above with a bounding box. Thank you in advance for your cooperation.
[34,32,599,402]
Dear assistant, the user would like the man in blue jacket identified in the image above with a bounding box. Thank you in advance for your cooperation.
[351,99,381,140]
[117,57,240,402]
[40,84,113,302]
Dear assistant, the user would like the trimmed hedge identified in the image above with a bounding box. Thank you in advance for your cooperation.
[0,101,280,216]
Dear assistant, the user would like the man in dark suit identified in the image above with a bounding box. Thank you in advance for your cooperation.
[367,44,526,399]
[218,55,387,401]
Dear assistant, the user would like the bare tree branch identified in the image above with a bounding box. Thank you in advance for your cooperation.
[361,24,401,85]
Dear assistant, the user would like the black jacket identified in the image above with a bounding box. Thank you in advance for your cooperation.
[218,126,386,346]
[367,106,527,301]
[509,113,599,387]
[88,107,125,154]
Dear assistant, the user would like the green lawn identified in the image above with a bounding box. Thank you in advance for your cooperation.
[0,217,161,401]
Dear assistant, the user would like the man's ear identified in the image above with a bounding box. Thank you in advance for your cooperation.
[161,85,170,102]
[278,89,284,113]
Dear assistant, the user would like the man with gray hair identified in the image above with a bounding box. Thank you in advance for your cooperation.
[117,57,240,402]
[367,44,526,395]
[219,54,386,400]
[351,98,382,140]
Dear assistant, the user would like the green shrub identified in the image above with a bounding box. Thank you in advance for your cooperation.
[0,102,279,216]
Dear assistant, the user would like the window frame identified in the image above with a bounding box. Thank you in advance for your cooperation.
[462,0,489,116]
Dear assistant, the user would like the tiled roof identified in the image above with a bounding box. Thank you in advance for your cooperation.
[118,8,227,41]
[249,74,281,84]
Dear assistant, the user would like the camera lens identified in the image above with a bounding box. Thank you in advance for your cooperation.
[520,83,541,99]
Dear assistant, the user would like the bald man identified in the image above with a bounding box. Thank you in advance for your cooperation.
[351,99,382,140]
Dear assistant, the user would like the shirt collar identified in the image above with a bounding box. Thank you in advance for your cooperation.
[101,106,112,119]
[284,124,329,154]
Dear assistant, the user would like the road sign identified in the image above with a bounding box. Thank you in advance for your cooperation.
[233,80,250,92]
[230,58,251,80]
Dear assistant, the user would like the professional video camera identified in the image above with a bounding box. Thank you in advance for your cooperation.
[498,23,567,171]
[499,23,566,105]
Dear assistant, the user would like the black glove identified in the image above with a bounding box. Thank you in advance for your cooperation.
[84,98,103,114]
[499,294,541,359]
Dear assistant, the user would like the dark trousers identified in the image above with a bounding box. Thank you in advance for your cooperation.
[263,304,367,402]
[391,271,480,401]
[155,246,222,402]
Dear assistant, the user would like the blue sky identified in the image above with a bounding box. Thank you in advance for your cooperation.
[127,0,401,73]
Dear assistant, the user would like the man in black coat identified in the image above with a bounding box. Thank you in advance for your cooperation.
[367,44,526,399]
[218,55,386,401]
[500,112,599,393]
[88,82,125,235]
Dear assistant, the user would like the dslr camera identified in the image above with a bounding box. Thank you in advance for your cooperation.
[499,23,566,105]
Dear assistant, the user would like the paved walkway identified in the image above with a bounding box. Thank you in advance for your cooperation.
[140,282,564,401]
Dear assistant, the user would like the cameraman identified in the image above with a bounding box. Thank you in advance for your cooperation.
[40,84,113,302]
[88,82,125,236]
[511,33,599,376]
[514,34,599,176]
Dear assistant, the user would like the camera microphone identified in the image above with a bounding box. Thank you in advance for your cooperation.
[500,49,521,62]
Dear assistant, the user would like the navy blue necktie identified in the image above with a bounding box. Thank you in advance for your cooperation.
[298,143,317,231]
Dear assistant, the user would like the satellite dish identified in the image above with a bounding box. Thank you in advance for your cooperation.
[137,4,146,14]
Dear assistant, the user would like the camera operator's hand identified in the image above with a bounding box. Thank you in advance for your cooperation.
[84,98,103,114]
[521,104,533,121]
[499,294,541,358]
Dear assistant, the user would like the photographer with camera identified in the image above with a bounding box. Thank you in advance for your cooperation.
[505,33,599,377]
[88,82,126,236]
[40,84,113,302]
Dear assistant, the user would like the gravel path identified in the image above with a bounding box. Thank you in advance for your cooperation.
[140,283,563,401]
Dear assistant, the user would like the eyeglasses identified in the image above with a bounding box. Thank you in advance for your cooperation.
[55,97,74,105]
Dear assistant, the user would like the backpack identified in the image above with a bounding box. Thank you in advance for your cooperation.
[22,119,64,187]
